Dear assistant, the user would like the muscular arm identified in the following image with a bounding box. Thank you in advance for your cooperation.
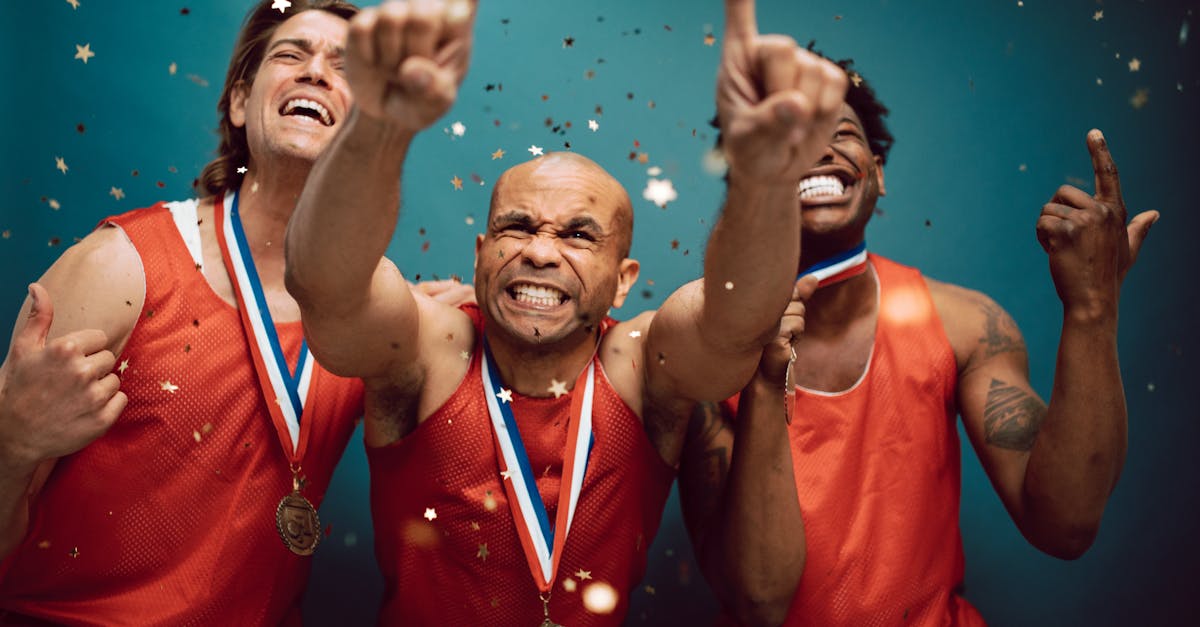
[285,2,476,383]
[0,226,141,557]
[644,0,846,407]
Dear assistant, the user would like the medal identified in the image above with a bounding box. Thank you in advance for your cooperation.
[481,338,596,623]
[216,191,321,555]
[276,469,321,555]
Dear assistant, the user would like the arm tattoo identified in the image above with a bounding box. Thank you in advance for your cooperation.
[976,297,1026,360]
[983,378,1047,451]
[686,402,731,515]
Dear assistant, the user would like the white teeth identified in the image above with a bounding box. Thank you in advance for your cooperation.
[512,284,565,307]
[798,174,846,200]
[283,98,333,126]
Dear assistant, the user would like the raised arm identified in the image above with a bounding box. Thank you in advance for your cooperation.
[954,130,1157,559]
[0,228,141,557]
[285,0,476,380]
[646,0,847,404]
[679,277,816,627]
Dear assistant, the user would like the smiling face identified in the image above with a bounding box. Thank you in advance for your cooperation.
[474,153,639,349]
[228,10,350,170]
[796,103,887,254]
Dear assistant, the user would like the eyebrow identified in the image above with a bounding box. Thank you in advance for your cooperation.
[491,211,605,234]
[563,216,604,234]
[838,117,866,132]
[267,38,346,58]
[491,211,534,228]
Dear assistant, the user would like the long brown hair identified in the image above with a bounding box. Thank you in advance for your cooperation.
[195,0,358,198]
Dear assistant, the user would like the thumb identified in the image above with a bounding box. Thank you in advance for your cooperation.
[17,283,54,352]
[1126,210,1159,266]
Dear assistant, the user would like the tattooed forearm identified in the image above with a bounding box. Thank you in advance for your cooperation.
[983,378,1047,451]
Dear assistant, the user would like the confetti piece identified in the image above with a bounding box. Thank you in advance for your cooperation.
[588,119,599,131]
[563,36,575,48]
[1147,382,1156,392]
[1093,10,1103,21]
[629,330,641,338]
[55,157,68,174]
[69,547,79,558]
[642,178,678,208]
[491,149,505,160]
[500,469,513,480]
[450,121,466,136]
[576,569,592,580]
[66,0,79,9]
[237,166,248,174]
[1018,164,1027,172]
[272,0,292,13]
[477,543,489,561]
[109,187,124,200]
[528,145,544,156]
[169,62,177,75]
[702,149,728,177]
[193,430,202,442]
[1130,87,1149,109]
[582,582,618,615]
[483,490,497,511]
[48,199,61,210]
[424,508,437,521]
[1181,20,1190,46]
[1128,58,1141,72]
[451,175,463,190]
[563,578,578,592]
[703,33,715,46]
[547,378,568,398]
[186,74,209,87]
[74,43,94,64]
[160,380,180,393]
[724,281,734,290]
[646,166,662,176]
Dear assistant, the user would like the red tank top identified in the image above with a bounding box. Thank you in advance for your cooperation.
[368,305,675,625]
[0,203,364,626]
[728,255,985,626]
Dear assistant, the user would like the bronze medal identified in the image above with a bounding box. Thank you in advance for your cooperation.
[276,490,321,556]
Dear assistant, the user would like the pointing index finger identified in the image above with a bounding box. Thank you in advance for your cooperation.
[724,0,759,45]
[1088,129,1125,213]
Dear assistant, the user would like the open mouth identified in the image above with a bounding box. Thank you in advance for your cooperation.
[797,172,854,202]
[279,98,334,126]
[506,283,569,308]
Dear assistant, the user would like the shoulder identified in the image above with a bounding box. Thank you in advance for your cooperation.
[923,276,1026,373]
[598,310,656,414]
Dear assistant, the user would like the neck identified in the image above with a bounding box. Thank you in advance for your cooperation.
[803,263,877,336]
[233,163,311,264]
[798,235,865,271]
[484,327,598,398]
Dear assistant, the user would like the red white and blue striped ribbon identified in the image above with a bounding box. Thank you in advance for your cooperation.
[799,241,868,288]
[215,191,313,455]
[481,339,594,591]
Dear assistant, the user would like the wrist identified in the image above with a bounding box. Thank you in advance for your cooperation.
[344,108,417,156]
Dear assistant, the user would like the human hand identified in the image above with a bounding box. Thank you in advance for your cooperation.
[0,284,126,472]
[757,275,819,383]
[716,0,848,185]
[345,0,476,130]
[1036,130,1158,318]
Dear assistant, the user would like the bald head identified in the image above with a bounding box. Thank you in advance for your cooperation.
[489,152,634,258]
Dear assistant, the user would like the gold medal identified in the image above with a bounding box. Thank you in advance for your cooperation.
[538,593,562,627]
[275,470,321,556]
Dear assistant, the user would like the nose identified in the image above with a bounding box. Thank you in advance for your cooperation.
[297,55,332,89]
[520,233,562,268]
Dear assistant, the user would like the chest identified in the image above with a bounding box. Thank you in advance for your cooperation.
[790,312,877,393]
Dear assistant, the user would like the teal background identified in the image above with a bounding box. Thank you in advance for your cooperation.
[3,0,1197,624]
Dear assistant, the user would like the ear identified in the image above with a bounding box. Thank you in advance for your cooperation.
[873,155,886,197]
[610,258,641,309]
[229,80,250,129]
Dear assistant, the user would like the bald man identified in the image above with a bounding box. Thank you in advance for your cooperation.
[283,1,848,623]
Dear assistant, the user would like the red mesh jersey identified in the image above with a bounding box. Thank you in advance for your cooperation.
[0,203,363,626]
[368,304,675,626]
[727,255,986,627]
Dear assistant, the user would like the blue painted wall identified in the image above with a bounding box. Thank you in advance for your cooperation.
[2,1,1196,625]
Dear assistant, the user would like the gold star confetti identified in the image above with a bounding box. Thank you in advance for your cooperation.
[451,175,463,190]
[477,542,489,561]
[66,0,80,9]
[547,378,568,398]
[1093,10,1103,21]
[237,166,248,174]
[483,490,498,511]
[160,380,180,393]
[48,199,61,210]
[1128,58,1141,72]
[470,521,480,531]
[74,43,95,64]
[459,350,471,361]
[496,388,513,403]
[424,507,437,521]
[644,585,656,595]
[576,569,592,580]
[500,469,513,481]
[491,149,505,160]
[1130,87,1150,109]
[588,119,599,132]
[109,187,124,200]
[193,430,202,442]
[68,547,80,558]
[271,0,292,13]
[849,72,864,88]
[55,157,68,174]
[169,62,177,75]
[528,145,544,156]
[642,179,678,208]
[703,32,716,46]
[450,121,466,136]
[37,540,50,549]
[628,330,641,338]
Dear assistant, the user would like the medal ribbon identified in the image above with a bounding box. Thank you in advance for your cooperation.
[799,241,868,288]
[481,339,595,591]
[214,191,314,459]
